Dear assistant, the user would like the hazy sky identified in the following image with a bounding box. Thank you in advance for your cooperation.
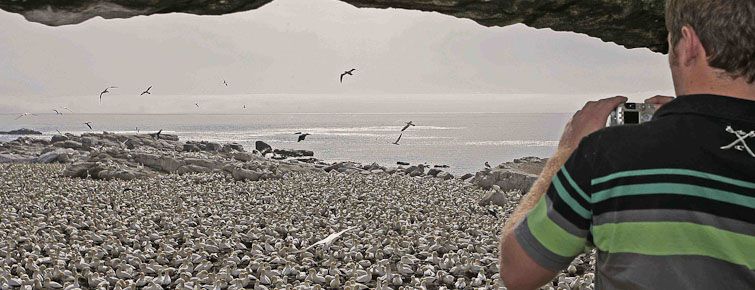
[0,0,674,114]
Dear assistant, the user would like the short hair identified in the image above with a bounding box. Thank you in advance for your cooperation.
[666,0,755,83]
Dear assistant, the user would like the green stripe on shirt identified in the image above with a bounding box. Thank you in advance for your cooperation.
[592,221,755,270]
[591,183,755,208]
[552,173,591,219]
[592,168,755,189]
[561,166,591,203]
[527,198,586,258]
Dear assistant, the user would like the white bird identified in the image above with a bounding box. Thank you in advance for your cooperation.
[194,103,200,108]
[63,107,73,113]
[53,109,63,115]
[223,79,229,86]
[83,122,93,130]
[299,226,357,252]
[484,161,491,169]
[15,112,37,120]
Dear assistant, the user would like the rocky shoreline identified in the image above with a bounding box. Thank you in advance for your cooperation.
[0,131,598,290]
[0,131,546,193]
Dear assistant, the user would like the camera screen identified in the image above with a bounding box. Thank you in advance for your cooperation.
[624,111,640,124]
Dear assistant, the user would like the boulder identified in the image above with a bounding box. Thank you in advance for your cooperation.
[183,143,201,152]
[62,162,107,178]
[221,143,244,153]
[437,171,453,180]
[62,140,82,149]
[205,142,222,151]
[35,148,74,163]
[472,168,539,192]
[459,173,474,181]
[471,157,547,192]
[134,153,183,173]
[231,152,255,162]
[177,165,212,175]
[51,135,68,142]
[0,153,34,163]
[426,168,442,177]
[62,162,96,178]
[231,168,262,181]
[478,188,508,207]
[80,137,97,148]
[184,158,221,170]
[273,149,314,158]
[124,139,137,149]
[97,169,138,180]
[255,141,273,153]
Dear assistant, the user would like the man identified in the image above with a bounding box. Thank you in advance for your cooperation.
[499,1,755,289]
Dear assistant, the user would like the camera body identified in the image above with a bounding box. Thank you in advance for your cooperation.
[608,103,657,126]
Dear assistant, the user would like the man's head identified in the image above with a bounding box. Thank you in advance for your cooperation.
[665,0,755,96]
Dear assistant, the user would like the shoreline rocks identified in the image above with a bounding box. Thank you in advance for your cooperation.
[0,132,547,194]
[0,128,42,135]
[470,157,547,193]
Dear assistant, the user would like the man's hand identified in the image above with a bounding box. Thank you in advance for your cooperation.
[558,96,628,152]
[644,95,675,109]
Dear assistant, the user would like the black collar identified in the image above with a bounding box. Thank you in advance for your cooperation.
[654,94,755,123]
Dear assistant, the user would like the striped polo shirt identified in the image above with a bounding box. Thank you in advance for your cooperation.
[514,94,755,289]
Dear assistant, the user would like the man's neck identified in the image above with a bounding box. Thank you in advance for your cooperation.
[680,72,755,101]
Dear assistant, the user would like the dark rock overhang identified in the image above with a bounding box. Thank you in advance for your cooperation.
[0,0,668,53]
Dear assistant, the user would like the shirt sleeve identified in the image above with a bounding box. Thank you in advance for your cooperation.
[514,138,595,271]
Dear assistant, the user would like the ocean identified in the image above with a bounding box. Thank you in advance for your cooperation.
[0,113,569,175]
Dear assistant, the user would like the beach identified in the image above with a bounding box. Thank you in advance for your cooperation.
[0,130,596,290]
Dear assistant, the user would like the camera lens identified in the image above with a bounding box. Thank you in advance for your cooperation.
[625,103,636,109]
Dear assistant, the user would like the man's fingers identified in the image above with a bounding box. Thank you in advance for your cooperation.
[644,95,675,106]
[595,96,628,115]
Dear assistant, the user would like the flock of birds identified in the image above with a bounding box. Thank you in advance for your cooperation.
[0,160,578,290]
[11,69,370,143]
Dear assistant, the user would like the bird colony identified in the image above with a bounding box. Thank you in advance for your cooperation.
[0,164,596,290]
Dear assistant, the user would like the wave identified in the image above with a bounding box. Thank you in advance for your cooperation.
[465,140,559,147]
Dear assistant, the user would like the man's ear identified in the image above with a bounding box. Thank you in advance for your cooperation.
[680,25,704,67]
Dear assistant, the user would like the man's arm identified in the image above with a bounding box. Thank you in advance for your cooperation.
[499,96,627,290]
[501,148,573,236]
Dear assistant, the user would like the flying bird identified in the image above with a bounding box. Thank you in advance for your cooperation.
[194,103,200,108]
[53,109,62,115]
[99,86,117,103]
[243,105,246,109]
[83,122,93,130]
[340,68,356,83]
[56,129,62,135]
[392,133,402,145]
[15,113,36,120]
[140,86,152,96]
[136,127,140,134]
[298,133,310,142]
[63,107,73,113]
[298,226,358,252]
[294,132,302,135]
[223,79,228,86]
[401,121,415,132]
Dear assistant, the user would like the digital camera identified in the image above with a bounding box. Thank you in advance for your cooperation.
[608,102,657,126]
